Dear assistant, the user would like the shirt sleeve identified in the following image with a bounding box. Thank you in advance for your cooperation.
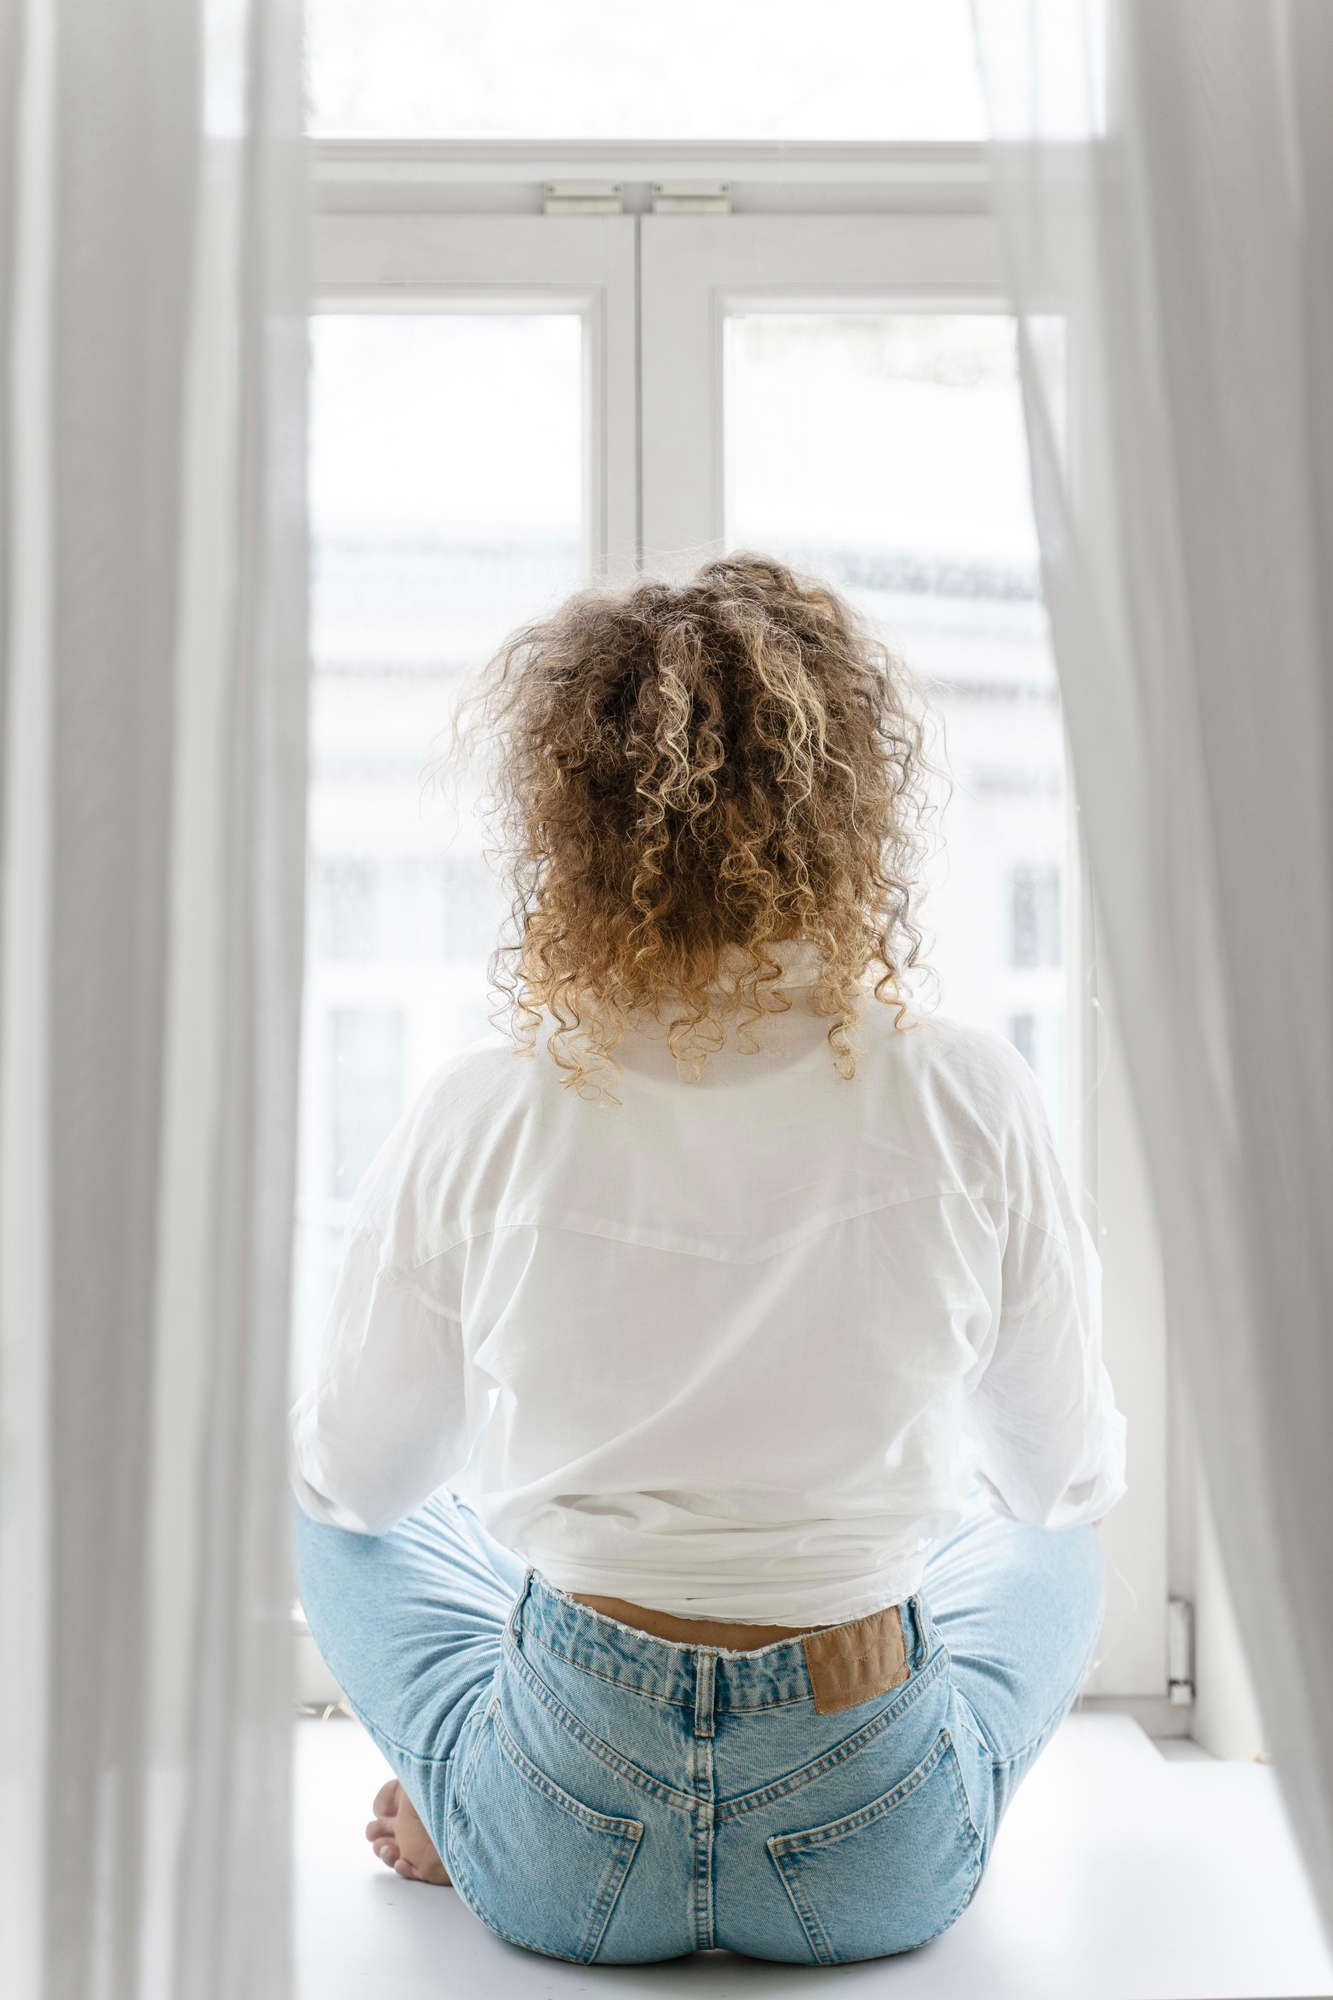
[289,1079,472,1535]
[965,1058,1128,1529]
[290,1234,469,1534]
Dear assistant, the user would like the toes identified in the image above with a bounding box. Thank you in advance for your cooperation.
[372,1778,401,1819]
[373,1840,401,1870]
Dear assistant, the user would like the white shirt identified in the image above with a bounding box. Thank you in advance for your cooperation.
[291,965,1126,1625]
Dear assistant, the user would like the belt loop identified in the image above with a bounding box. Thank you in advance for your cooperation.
[909,1594,929,1669]
[693,1650,716,1738]
[505,1568,534,1645]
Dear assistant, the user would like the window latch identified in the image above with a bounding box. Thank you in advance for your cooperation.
[652,181,731,215]
[543,181,623,215]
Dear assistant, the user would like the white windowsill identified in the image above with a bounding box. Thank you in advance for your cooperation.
[296,1711,1333,2000]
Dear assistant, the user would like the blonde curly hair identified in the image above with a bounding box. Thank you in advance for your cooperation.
[465,552,931,1089]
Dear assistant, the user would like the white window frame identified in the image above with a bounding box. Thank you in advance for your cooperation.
[309,139,1174,1719]
[638,211,1003,564]
[315,210,640,577]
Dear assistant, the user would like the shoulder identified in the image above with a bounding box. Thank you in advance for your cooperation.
[385,1034,538,1159]
[411,1033,536,1126]
[855,1004,1056,1195]
[346,1033,539,1241]
[869,1007,1041,1120]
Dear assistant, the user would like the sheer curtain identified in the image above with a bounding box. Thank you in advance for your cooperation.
[0,0,307,1995]
[973,0,1333,1931]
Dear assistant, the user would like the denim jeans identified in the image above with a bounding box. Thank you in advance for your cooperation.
[296,1495,1104,1966]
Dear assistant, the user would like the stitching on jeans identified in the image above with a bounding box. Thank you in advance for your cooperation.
[896,1740,984,1947]
[718,1646,945,1822]
[770,1846,835,1964]
[523,1619,820,1714]
[988,1640,1104,1773]
[520,1616,820,1712]
[522,1626,687,1710]
[505,1640,698,1813]
[767,1731,952,1853]
[446,1815,640,1967]
[583,1820,644,1961]
[339,1692,469,1771]
[488,1702,645,1838]
[451,1703,489,1814]
[940,1727,986,1857]
[447,1709,644,1964]
[765,1733,982,1964]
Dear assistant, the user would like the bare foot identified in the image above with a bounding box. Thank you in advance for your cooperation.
[365,1777,451,1885]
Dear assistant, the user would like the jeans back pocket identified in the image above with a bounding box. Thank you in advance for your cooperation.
[767,1729,981,1965]
[446,1701,643,1964]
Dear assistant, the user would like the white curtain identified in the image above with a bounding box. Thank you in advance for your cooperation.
[973,0,1333,1933]
[0,0,308,1994]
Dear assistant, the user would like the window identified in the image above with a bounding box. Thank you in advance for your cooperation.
[1012,862,1062,968]
[725,311,1066,1131]
[302,150,1169,1716]
[294,310,584,1387]
[329,1008,406,1198]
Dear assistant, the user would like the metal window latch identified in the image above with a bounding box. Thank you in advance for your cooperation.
[1168,1596,1195,1706]
[543,181,623,215]
[652,181,731,215]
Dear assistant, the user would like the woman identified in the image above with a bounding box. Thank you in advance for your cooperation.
[292,554,1124,1966]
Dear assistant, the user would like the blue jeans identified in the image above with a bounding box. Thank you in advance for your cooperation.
[296,1496,1104,1966]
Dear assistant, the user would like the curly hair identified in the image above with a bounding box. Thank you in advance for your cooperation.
[462,553,932,1090]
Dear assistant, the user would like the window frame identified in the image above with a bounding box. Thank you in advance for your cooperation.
[314,211,639,577]
[309,139,1172,1716]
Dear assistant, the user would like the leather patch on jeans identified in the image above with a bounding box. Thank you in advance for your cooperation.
[802,1604,910,1715]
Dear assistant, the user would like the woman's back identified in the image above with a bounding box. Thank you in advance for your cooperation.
[292,971,1122,1623]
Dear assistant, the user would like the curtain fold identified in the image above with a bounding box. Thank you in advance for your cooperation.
[0,0,308,1994]
[973,0,1333,1933]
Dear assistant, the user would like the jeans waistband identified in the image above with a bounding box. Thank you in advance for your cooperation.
[509,1570,934,1716]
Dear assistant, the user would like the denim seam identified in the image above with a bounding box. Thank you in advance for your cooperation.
[765,1731,982,1965]
[522,1626,687,1711]
[692,1737,716,1950]
[988,1643,1104,1776]
[488,1702,645,1840]
[444,1837,570,1962]
[717,1645,946,1822]
[450,1702,488,1814]
[520,1624,820,1720]
[768,1729,951,1853]
[939,1729,987,1862]
[446,1707,643,1965]
[725,1692,820,1711]
[446,1820,641,1968]
[505,1639,699,1813]
[337,1691,469,1776]
[583,1824,645,1962]
[892,1739,984,1949]
[770,1848,834,1965]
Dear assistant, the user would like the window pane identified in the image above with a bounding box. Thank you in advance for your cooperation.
[308,0,984,141]
[725,313,1068,1135]
[1011,863,1062,970]
[329,1008,407,1198]
[296,313,583,1386]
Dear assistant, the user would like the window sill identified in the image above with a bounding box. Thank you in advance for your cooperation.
[296,1711,1331,1998]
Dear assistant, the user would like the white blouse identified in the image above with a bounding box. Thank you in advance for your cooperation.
[291,968,1126,1626]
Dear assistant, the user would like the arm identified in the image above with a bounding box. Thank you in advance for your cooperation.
[968,1207,1126,1527]
[291,1230,470,1535]
[965,1054,1127,1527]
